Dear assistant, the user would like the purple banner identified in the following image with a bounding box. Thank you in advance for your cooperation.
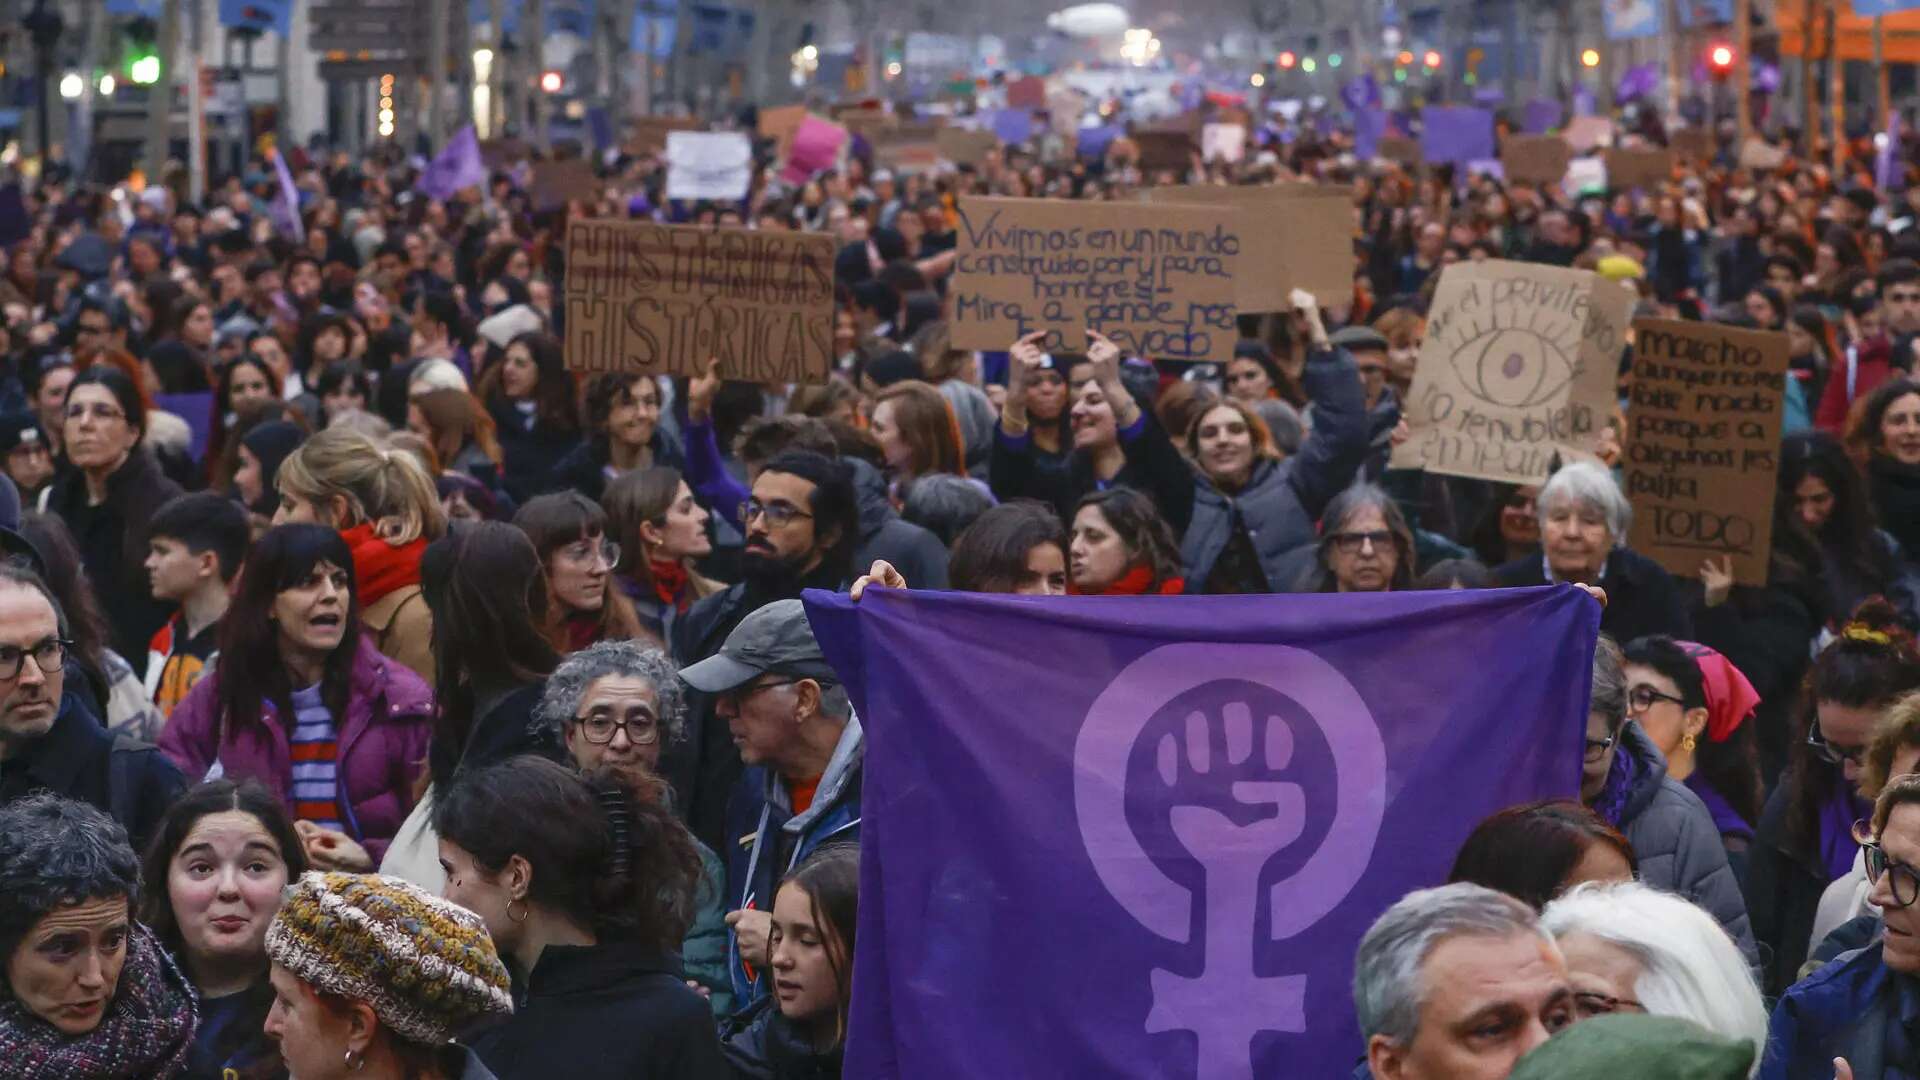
[1354,108,1387,160]
[416,125,486,202]
[1523,99,1562,135]
[1420,106,1496,165]
[988,108,1036,146]
[804,585,1597,1079]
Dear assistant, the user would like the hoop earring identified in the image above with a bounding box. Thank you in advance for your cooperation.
[1681,733,1697,753]
[507,898,529,924]
[345,1048,367,1071]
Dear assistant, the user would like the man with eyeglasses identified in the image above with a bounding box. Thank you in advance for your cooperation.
[1764,774,1920,1080]
[0,562,182,853]
[68,296,127,362]
[678,598,862,1010]
[666,450,859,856]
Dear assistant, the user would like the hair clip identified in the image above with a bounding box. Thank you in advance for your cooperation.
[597,786,632,877]
[1843,623,1894,646]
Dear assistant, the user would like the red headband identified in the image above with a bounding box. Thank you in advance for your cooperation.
[1679,641,1760,744]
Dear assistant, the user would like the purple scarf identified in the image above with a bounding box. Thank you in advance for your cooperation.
[1592,742,1639,829]
[1817,773,1874,882]
[1685,774,1756,842]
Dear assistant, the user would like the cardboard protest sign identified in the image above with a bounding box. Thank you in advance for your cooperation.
[1501,135,1574,185]
[1625,319,1790,585]
[872,123,943,173]
[625,115,702,157]
[665,131,752,201]
[1603,147,1673,190]
[1377,135,1422,165]
[1141,184,1352,310]
[758,104,809,156]
[479,136,528,168]
[938,127,999,167]
[1563,115,1614,153]
[1391,260,1635,484]
[780,117,848,183]
[529,159,598,211]
[1133,130,1196,172]
[838,107,895,143]
[563,219,836,382]
[1739,138,1788,170]
[1201,123,1247,164]
[1006,75,1046,109]
[951,195,1241,361]
[1671,128,1716,161]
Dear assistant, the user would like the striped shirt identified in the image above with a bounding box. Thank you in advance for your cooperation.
[286,684,344,831]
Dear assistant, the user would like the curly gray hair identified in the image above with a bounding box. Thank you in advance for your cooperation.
[0,793,141,964]
[533,639,688,746]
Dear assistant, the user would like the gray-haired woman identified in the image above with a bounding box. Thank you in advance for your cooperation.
[0,793,198,1078]
[1492,461,1692,641]
[534,639,731,1013]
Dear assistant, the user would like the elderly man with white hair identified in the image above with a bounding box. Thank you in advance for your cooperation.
[1354,882,1578,1080]
[1492,461,1693,643]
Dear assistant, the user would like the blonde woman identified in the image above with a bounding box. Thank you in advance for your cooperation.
[273,427,445,685]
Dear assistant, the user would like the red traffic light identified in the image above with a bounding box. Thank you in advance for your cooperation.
[1423,50,1442,69]
[539,70,563,93]
[1708,44,1735,71]
[1278,50,1297,69]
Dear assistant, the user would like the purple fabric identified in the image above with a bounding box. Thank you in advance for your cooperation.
[1341,74,1380,112]
[1685,774,1755,842]
[1817,776,1873,883]
[1592,738,1639,828]
[1574,85,1597,117]
[1617,63,1662,103]
[1078,125,1122,160]
[417,125,487,201]
[1523,100,1562,135]
[156,636,433,863]
[803,584,1598,1079]
[989,109,1035,146]
[1354,108,1387,160]
[270,149,303,239]
[1420,106,1495,165]
[681,417,749,530]
[155,391,214,463]
[1879,113,1903,192]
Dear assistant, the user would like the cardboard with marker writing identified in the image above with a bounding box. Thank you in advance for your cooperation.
[1603,146,1673,190]
[1500,134,1574,185]
[1625,318,1789,586]
[1391,260,1634,485]
[1141,184,1353,310]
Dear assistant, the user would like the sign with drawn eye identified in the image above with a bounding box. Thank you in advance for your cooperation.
[1392,260,1636,485]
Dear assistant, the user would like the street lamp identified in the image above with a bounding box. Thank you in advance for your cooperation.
[97,74,114,96]
[58,72,81,100]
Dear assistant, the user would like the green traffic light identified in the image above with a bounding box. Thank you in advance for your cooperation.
[130,53,161,84]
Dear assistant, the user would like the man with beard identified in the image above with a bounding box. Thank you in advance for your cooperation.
[667,449,858,853]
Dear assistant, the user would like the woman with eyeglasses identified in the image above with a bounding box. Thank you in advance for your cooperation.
[1807,692,1920,961]
[41,364,185,665]
[1582,635,1757,966]
[1620,637,1766,874]
[1746,599,1920,995]
[1540,882,1768,1047]
[1293,485,1416,594]
[515,492,652,653]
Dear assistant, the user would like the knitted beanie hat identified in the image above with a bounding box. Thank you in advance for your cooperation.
[265,871,513,1045]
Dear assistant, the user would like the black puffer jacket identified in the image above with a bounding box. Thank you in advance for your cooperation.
[721,998,843,1080]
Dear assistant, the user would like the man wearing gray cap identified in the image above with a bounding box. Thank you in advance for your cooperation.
[678,597,862,1008]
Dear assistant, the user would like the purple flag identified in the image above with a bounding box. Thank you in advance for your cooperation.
[269,149,301,240]
[1616,62,1661,103]
[804,586,1596,1079]
[1420,106,1495,165]
[989,108,1035,146]
[1354,108,1387,160]
[1880,113,1904,192]
[155,392,215,463]
[1340,74,1380,112]
[1523,99,1562,135]
[416,125,487,202]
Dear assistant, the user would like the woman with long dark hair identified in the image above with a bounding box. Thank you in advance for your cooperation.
[205,354,283,485]
[1067,487,1184,596]
[158,524,434,873]
[515,492,650,652]
[478,332,582,504]
[1856,376,1920,563]
[435,756,726,1078]
[947,500,1069,595]
[722,843,860,1079]
[603,468,720,643]
[1745,598,1920,994]
[548,373,683,503]
[140,780,308,1079]
[145,294,216,394]
[1295,484,1417,594]
[1777,430,1918,627]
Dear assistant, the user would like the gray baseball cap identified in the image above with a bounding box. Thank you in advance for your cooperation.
[678,599,839,694]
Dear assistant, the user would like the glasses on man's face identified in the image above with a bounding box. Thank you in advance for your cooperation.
[65,401,124,424]
[560,539,620,569]
[744,499,814,528]
[1330,529,1393,555]
[1808,724,1867,767]
[1865,842,1920,909]
[1584,731,1618,764]
[1628,685,1687,714]
[572,710,659,746]
[1573,991,1645,1019]
[0,637,69,680]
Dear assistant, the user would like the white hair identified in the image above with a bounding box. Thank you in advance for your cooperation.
[1353,883,1551,1047]
[1538,460,1631,547]
[408,358,470,397]
[1541,881,1767,1071]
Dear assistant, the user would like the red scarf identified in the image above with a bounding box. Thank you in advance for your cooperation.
[650,558,692,613]
[1069,564,1185,596]
[340,524,426,607]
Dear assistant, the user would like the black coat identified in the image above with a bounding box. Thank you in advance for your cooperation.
[1493,547,1693,644]
[0,692,184,853]
[489,398,584,505]
[721,997,843,1080]
[42,447,184,663]
[1870,455,1920,573]
[470,942,729,1080]
[1745,781,1839,996]
[1690,578,1821,785]
[989,409,1194,536]
[547,431,686,504]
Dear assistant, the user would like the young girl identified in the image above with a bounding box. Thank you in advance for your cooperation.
[723,843,859,1078]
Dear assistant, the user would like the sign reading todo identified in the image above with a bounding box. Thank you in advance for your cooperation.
[1392,260,1634,484]
[563,220,836,383]
[1625,318,1790,585]
[950,195,1240,361]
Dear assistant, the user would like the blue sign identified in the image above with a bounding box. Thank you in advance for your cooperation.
[1604,0,1664,40]
[1853,0,1920,13]
[105,0,164,16]
[1675,0,1733,26]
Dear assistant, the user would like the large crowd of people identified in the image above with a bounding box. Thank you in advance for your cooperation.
[0,90,1919,1078]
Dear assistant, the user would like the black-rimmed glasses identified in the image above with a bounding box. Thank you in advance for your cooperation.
[1865,842,1920,909]
[0,637,71,680]
[572,711,659,746]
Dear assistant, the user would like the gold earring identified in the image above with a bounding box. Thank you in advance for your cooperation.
[1681,734,1697,753]
[507,898,529,924]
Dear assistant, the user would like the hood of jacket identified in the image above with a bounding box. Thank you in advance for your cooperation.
[772,712,865,836]
[1618,719,1674,824]
[848,458,896,542]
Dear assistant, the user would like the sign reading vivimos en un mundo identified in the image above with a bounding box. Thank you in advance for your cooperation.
[563,219,836,383]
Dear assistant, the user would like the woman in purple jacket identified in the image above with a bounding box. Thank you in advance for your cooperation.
[159,524,433,871]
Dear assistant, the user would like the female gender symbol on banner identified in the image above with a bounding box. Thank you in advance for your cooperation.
[1073,643,1388,1080]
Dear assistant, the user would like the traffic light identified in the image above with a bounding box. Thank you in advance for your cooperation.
[1708,43,1736,77]
[1278,50,1296,69]
[1581,48,1601,69]
[539,70,564,93]
[1423,50,1442,70]
[124,17,160,84]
